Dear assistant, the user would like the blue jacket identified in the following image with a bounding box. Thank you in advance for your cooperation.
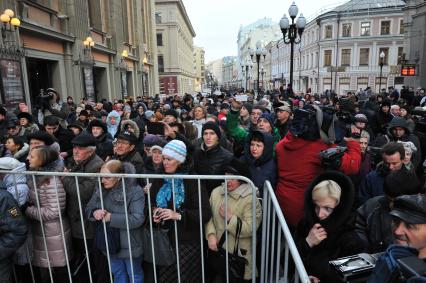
[359,165,386,204]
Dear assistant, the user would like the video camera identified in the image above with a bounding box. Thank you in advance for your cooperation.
[330,253,426,282]
[36,88,55,110]
[319,146,347,170]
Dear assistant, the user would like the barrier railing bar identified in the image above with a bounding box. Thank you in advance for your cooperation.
[251,180,257,283]
[275,221,282,283]
[265,190,272,282]
[260,184,269,282]
[31,174,54,283]
[224,179,229,283]
[121,177,135,283]
[284,242,289,283]
[270,208,277,283]
[74,176,93,283]
[97,176,113,283]
[197,179,206,283]
[52,176,72,282]
[171,178,181,282]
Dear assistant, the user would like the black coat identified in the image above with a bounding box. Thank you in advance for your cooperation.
[295,171,364,282]
[95,133,113,161]
[53,126,74,154]
[193,143,233,195]
[356,196,394,253]
[149,167,211,244]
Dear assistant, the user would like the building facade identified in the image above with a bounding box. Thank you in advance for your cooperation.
[403,0,426,87]
[193,46,205,92]
[0,0,159,111]
[270,0,406,95]
[155,0,196,95]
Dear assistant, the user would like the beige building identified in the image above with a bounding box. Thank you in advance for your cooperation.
[270,0,406,94]
[194,46,205,92]
[155,0,196,95]
[0,0,159,110]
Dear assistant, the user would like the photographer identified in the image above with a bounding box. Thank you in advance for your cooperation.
[38,88,71,128]
[276,105,361,227]
[367,194,426,282]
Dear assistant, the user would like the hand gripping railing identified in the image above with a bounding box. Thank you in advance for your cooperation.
[260,181,310,283]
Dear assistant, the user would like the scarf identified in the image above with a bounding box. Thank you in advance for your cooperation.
[156,178,185,210]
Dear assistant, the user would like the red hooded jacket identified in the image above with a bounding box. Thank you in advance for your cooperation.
[275,132,361,227]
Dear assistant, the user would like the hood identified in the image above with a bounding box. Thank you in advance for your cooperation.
[120,119,140,138]
[387,117,410,135]
[219,182,257,199]
[282,132,316,151]
[303,171,354,233]
[3,160,27,188]
[0,157,25,170]
[107,110,121,136]
[13,143,29,160]
[245,131,274,165]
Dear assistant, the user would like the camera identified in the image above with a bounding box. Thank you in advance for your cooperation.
[320,146,347,170]
[36,88,54,110]
[330,253,382,282]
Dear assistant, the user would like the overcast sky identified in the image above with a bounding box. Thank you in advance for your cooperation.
[182,0,348,63]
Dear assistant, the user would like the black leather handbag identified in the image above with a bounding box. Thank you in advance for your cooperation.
[207,217,248,282]
[142,225,176,266]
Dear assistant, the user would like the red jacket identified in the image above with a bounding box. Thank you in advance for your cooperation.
[275,132,361,227]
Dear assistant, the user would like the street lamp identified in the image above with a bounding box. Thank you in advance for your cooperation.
[279,2,306,97]
[241,58,253,92]
[249,41,267,96]
[1,8,21,49]
[260,66,265,91]
[379,51,385,94]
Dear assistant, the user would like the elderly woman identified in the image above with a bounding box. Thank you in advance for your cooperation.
[86,160,145,283]
[26,146,72,283]
[149,140,211,282]
[206,159,262,282]
[400,141,417,172]
[295,171,363,283]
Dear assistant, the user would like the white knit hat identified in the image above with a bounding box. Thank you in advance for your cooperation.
[162,140,187,163]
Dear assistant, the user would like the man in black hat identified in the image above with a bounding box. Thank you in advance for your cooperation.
[163,109,179,124]
[87,119,113,161]
[111,131,144,174]
[368,194,426,282]
[62,131,104,281]
[27,131,56,150]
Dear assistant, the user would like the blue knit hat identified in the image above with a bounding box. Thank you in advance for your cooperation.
[259,113,274,129]
[162,140,187,163]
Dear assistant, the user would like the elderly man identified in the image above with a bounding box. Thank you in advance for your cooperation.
[368,194,426,282]
[111,131,144,174]
[62,132,104,281]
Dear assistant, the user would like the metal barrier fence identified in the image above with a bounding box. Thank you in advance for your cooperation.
[261,181,310,283]
[1,171,308,283]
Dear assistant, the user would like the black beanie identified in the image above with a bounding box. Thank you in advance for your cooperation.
[243,103,253,114]
[202,121,221,139]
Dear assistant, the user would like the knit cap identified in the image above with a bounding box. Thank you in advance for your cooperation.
[162,140,187,163]
[202,121,221,139]
[259,113,274,129]
[145,110,155,120]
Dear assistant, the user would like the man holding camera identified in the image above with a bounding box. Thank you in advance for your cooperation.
[39,88,71,128]
[368,194,426,282]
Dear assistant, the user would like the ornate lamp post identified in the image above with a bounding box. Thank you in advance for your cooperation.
[241,58,252,92]
[279,2,306,97]
[378,51,385,94]
[249,41,266,96]
[260,66,265,91]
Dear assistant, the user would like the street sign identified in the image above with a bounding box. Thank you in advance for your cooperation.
[401,64,416,76]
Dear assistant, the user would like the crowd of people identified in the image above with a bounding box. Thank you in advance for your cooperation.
[0,85,425,283]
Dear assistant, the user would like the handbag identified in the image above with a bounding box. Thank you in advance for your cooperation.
[142,225,176,266]
[207,217,248,282]
[94,221,121,255]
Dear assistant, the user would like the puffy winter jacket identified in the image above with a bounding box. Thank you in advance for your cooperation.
[0,158,29,206]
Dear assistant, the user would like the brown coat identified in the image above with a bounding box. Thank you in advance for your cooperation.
[26,165,73,268]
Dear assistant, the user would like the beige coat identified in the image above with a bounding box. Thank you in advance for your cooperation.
[26,174,72,268]
[205,183,262,280]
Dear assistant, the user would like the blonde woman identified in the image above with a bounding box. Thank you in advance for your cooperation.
[295,171,363,283]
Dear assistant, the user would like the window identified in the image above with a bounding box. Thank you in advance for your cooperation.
[381,21,391,35]
[379,48,389,65]
[359,48,369,65]
[340,77,351,84]
[325,25,333,39]
[399,19,404,34]
[342,23,351,37]
[324,50,332,66]
[397,47,404,64]
[158,55,164,73]
[361,22,370,36]
[357,77,369,84]
[341,49,351,66]
[155,12,162,24]
[156,33,163,46]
